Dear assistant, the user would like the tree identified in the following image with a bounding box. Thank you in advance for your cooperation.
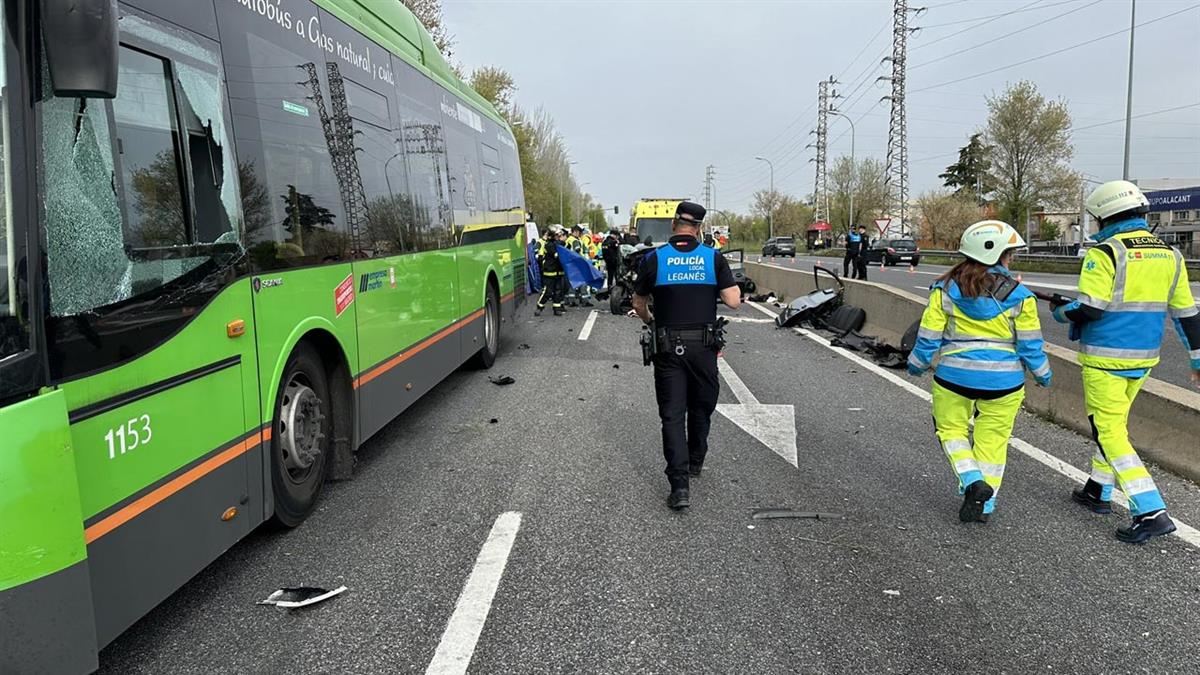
[914,189,983,249]
[129,150,185,247]
[983,81,1081,231]
[402,0,454,59]
[828,156,889,238]
[469,66,516,116]
[939,133,992,204]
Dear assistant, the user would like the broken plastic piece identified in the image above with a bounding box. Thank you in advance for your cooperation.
[883,589,901,597]
[488,418,498,424]
[259,585,347,608]
[488,375,516,385]
[751,509,844,520]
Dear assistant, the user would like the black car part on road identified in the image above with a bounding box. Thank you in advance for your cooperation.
[775,266,844,328]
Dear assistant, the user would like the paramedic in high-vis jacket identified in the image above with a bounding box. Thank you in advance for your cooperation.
[1053,180,1200,544]
[908,220,1051,525]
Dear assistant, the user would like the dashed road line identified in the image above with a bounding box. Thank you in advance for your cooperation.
[745,300,1200,549]
[577,310,599,341]
[426,511,523,675]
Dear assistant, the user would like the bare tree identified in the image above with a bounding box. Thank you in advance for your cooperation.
[983,81,1081,231]
[914,189,983,249]
[402,0,455,59]
[828,156,889,238]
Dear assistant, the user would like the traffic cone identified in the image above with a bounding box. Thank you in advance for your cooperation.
[908,264,915,274]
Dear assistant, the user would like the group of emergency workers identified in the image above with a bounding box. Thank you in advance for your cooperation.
[533,223,629,315]
[908,179,1200,544]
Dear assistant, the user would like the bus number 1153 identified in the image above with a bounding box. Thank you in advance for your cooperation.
[104,415,153,459]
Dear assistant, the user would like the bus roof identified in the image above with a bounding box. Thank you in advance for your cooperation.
[316,0,509,130]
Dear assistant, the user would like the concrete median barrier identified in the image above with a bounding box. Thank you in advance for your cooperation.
[746,260,1200,484]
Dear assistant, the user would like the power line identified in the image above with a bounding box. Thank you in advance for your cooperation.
[912,0,1044,51]
[920,0,1087,29]
[911,4,1200,94]
[911,0,1103,71]
[1071,102,1200,132]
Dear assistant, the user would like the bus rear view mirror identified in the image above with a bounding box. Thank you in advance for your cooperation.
[41,0,119,98]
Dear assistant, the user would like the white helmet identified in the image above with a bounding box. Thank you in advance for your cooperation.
[959,220,1026,266]
[1085,180,1149,222]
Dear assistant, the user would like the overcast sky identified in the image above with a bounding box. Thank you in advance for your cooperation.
[447,0,1200,216]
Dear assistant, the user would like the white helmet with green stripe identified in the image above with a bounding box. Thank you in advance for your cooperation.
[959,220,1026,266]
[1084,180,1149,223]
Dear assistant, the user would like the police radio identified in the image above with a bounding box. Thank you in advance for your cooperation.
[640,322,657,366]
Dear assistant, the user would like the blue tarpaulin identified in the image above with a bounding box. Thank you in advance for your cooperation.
[557,245,605,290]
[526,241,542,293]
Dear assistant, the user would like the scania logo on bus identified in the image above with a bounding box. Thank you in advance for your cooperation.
[253,277,283,293]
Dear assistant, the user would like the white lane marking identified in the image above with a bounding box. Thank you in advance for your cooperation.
[718,356,759,404]
[745,300,1200,548]
[914,285,928,290]
[716,356,797,467]
[726,316,776,323]
[577,310,599,341]
[426,512,523,675]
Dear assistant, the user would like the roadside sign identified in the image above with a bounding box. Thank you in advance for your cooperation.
[874,218,891,237]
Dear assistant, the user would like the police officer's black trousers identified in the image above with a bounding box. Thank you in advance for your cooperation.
[843,252,855,278]
[653,343,719,488]
[605,263,619,290]
[854,255,868,281]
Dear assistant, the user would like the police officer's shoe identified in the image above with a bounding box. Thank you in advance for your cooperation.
[1071,480,1113,515]
[688,463,703,478]
[1115,510,1176,544]
[959,480,994,523]
[668,488,690,511]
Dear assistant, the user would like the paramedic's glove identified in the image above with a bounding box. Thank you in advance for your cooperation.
[1034,371,1052,388]
[907,363,926,377]
[1052,304,1072,324]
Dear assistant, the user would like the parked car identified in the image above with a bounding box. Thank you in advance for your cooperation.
[863,238,921,266]
[762,236,796,257]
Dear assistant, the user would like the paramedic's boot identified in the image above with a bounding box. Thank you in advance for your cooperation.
[534,306,544,316]
[1116,510,1176,544]
[959,480,994,523]
[1071,479,1113,514]
[553,306,565,317]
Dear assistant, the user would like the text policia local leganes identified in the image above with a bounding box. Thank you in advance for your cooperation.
[234,0,395,86]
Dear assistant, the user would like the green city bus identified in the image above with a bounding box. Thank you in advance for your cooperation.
[0,1,525,670]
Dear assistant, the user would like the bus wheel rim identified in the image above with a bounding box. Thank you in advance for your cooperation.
[280,378,324,476]
[485,296,497,354]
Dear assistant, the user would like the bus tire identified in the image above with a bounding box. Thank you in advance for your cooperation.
[269,343,332,527]
[469,283,500,369]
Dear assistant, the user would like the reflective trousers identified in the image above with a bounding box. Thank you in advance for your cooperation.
[653,343,719,488]
[537,273,565,309]
[1082,367,1165,516]
[932,382,1024,514]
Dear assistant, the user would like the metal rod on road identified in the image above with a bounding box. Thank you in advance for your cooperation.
[1122,0,1136,180]
[755,156,775,239]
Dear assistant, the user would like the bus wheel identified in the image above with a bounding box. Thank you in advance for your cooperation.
[269,343,332,527]
[470,284,500,369]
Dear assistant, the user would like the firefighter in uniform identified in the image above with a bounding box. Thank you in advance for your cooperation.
[632,202,742,510]
[908,220,1051,523]
[1053,180,1200,544]
[535,226,566,316]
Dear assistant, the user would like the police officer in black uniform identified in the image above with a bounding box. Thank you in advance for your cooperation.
[632,202,742,510]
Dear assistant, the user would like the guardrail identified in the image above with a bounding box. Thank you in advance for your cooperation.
[745,260,1200,484]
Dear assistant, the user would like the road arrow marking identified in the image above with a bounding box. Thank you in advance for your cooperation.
[716,357,797,468]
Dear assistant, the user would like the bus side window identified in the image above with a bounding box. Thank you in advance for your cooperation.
[40,11,244,378]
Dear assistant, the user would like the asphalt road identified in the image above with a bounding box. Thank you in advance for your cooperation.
[754,253,1200,391]
[98,304,1200,674]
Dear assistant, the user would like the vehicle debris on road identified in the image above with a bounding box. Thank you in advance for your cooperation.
[488,375,516,385]
[258,586,347,609]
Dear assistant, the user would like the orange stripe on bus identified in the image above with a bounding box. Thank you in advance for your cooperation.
[354,308,486,389]
[84,430,267,545]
